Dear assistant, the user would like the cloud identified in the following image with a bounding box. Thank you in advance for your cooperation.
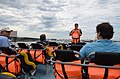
[37,0,65,12]
[0,0,23,9]
[0,0,120,41]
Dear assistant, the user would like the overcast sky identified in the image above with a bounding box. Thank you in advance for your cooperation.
[0,0,120,41]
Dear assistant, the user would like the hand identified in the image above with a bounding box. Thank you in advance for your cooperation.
[69,30,74,36]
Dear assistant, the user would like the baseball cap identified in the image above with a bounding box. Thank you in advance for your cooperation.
[1,27,13,32]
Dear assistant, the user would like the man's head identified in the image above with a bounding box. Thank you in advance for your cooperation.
[40,34,46,41]
[0,27,13,37]
[74,23,78,29]
[96,22,114,39]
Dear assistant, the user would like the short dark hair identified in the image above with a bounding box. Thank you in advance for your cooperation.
[40,34,46,41]
[75,23,78,26]
[96,22,114,39]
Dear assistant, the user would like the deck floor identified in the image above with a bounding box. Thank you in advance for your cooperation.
[28,64,55,79]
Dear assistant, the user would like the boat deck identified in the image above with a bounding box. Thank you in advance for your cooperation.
[29,64,55,79]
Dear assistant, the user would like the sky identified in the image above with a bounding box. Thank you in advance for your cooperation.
[0,0,120,41]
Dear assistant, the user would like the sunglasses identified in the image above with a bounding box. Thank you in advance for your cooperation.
[5,31,11,33]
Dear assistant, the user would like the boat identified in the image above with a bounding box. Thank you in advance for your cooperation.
[0,42,120,79]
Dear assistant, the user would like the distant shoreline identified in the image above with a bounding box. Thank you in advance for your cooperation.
[10,37,120,43]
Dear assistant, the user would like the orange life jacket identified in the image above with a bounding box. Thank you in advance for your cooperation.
[0,53,21,74]
[18,49,45,64]
[54,60,82,79]
[71,29,81,43]
[29,49,45,64]
[72,29,81,39]
[88,63,120,79]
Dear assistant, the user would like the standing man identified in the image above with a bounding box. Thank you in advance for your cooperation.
[69,23,82,44]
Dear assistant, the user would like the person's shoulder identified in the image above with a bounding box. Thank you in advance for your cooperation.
[113,42,120,46]
[78,28,81,30]
[75,29,80,30]
[0,36,8,40]
[111,42,120,52]
[37,40,48,46]
[83,41,97,47]
[36,41,41,43]
[71,29,75,31]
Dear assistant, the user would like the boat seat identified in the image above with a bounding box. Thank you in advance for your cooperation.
[0,53,21,75]
[48,42,59,46]
[47,42,59,57]
[84,52,120,79]
[50,49,82,79]
[0,47,17,55]
[58,43,68,50]
[30,43,44,49]
[29,43,46,64]
[69,45,83,52]
[17,43,30,53]
[52,49,81,62]
[0,49,36,79]
[17,43,29,49]
[18,52,36,76]
[75,42,86,45]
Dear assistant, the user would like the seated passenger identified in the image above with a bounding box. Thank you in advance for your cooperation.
[37,34,49,46]
[0,27,17,55]
[79,22,120,59]
[0,27,36,76]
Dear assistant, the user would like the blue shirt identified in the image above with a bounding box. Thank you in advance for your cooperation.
[0,36,11,53]
[79,40,120,59]
[0,36,11,47]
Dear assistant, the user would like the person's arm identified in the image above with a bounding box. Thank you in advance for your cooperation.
[80,29,82,35]
[79,46,86,59]
[77,29,82,36]
[75,29,82,36]
[1,37,10,47]
[0,37,17,55]
[79,43,93,60]
[69,30,74,36]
